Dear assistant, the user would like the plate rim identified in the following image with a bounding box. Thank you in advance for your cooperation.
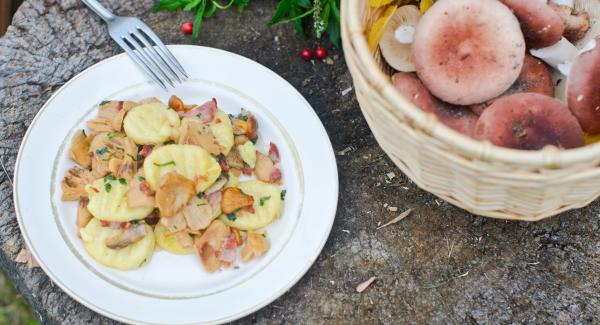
[13,45,339,324]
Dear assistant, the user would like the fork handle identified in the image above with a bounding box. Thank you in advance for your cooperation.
[81,0,116,22]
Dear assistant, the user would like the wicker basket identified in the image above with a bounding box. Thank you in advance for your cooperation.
[341,0,600,221]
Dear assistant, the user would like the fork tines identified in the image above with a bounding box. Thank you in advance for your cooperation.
[117,26,188,91]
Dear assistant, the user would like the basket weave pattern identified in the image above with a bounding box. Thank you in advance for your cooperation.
[341,0,600,220]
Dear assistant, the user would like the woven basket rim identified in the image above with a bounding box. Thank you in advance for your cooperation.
[343,0,600,168]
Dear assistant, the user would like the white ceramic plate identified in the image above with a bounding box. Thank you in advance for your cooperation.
[13,45,338,324]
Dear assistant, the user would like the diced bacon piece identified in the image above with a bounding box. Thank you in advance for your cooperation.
[268,142,280,163]
[178,99,217,122]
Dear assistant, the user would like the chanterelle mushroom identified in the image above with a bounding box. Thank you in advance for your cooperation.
[89,132,137,178]
[61,167,95,201]
[194,220,231,273]
[155,171,195,218]
[241,231,269,262]
[68,130,93,168]
[567,37,600,133]
[412,0,525,105]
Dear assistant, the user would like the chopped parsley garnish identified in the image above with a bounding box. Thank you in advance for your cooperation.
[118,178,127,185]
[280,190,287,200]
[95,147,109,155]
[100,100,110,106]
[101,152,117,161]
[126,153,137,161]
[130,220,140,225]
[138,176,146,182]
[226,213,237,221]
[259,196,271,206]
[81,130,87,137]
[196,192,205,199]
[104,175,116,183]
[237,114,248,121]
[139,258,147,266]
[107,132,117,139]
[153,161,176,167]
[104,183,112,192]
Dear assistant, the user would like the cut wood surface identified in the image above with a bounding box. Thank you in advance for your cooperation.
[0,0,599,324]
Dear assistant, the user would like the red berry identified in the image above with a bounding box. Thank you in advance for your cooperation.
[300,48,313,61]
[181,22,193,35]
[315,47,327,60]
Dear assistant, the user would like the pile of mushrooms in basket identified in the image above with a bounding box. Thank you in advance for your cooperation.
[371,0,599,150]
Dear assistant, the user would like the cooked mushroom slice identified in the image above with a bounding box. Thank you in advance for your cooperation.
[178,117,221,155]
[412,0,525,105]
[392,72,478,136]
[111,101,138,131]
[106,223,148,249]
[77,198,93,231]
[194,220,231,273]
[567,37,600,133]
[205,176,227,195]
[499,0,565,49]
[88,101,137,133]
[181,197,214,232]
[61,167,95,201]
[241,231,269,262]
[473,93,585,150]
[254,152,281,184]
[127,172,155,208]
[225,147,244,170]
[155,171,196,218]
[89,132,137,178]
[69,130,93,168]
[233,110,258,140]
[160,210,188,233]
[547,1,590,43]
[380,5,421,72]
[108,157,136,181]
[221,187,254,214]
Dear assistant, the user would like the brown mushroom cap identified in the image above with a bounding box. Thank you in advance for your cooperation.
[392,72,478,136]
[412,0,525,105]
[473,93,584,150]
[547,2,590,43]
[567,37,600,133]
[470,54,555,115]
[500,0,565,49]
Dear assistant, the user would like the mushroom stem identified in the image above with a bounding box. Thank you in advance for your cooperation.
[530,37,579,71]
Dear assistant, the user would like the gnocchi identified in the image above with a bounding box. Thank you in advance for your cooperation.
[154,224,194,255]
[124,103,180,145]
[221,180,283,230]
[80,218,155,270]
[85,178,154,222]
[210,110,234,155]
[143,144,222,193]
[238,141,257,168]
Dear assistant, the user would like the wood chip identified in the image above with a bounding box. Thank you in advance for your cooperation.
[356,276,377,293]
[14,248,39,268]
[324,57,334,65]
[341,87,353,96]
[377,208,413,230]
[336,146,355,156]
[388,206,398,212]
[386,172,396,180]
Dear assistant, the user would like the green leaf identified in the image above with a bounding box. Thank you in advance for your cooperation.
[280,189,287,200]
[118,178,127,185]
[259,196,271,206]
[153,160,176,167]
[321,1,331,32]
[330,0,340,22]
[235,0,250,13]
[327,10,341,47]
[100,100,110,106]
[153,0,189,11]
[289,3,307,38]
[104,175,116,183]
[95,147,108,155]
[297,0,311,8]
[269,0,294,25]
[226,213,237,221]
[192,0,206,40]
[212,0,234,9]
[184,0,202,11]
[204,1,217,17]
[104,183,112,192]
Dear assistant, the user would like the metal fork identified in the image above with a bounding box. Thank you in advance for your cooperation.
[81,0,188,90]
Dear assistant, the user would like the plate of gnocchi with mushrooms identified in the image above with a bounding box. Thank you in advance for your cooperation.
[13,45,338,324]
